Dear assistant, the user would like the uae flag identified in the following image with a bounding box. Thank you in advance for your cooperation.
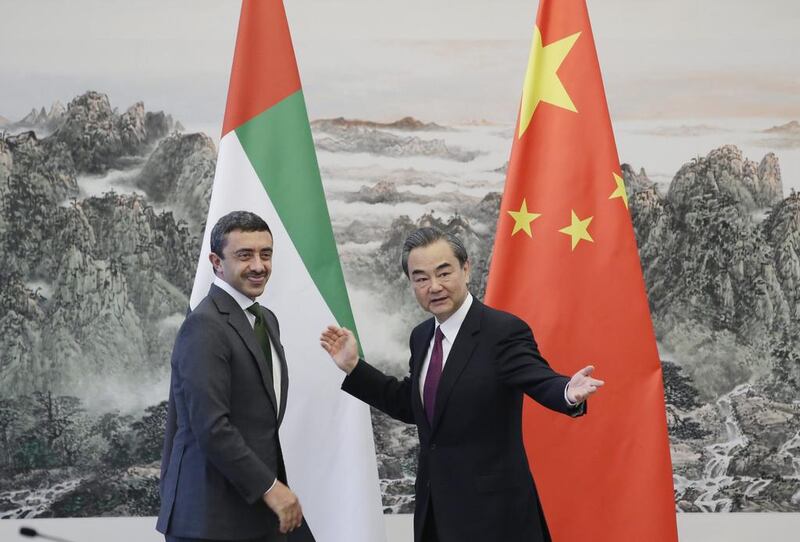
[485,0,678,540]
[189,1,385,541]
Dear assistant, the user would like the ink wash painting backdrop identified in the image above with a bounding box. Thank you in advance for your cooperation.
[0,0,799,523]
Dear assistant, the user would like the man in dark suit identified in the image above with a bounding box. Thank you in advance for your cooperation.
[321,227,603,542]
[158,211,304,542]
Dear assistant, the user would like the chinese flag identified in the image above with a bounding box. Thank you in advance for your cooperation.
[484,1,678,540]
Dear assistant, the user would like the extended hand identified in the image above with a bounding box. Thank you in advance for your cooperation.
[263,481,303,533]
[319,325,359,374]
[566,365,604,404]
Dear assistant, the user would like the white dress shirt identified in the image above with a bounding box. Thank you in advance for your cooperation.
[213,277,282,411]
[419,293,474,400]
[418,292,575,407]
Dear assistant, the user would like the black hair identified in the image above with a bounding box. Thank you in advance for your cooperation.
[210,211,271,257]
[401,227,468,277]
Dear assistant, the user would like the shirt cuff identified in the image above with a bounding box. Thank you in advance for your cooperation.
[262,478,278,498]
[564,382,577,406]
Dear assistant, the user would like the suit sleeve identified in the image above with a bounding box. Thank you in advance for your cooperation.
[495,316,585,417]
[340,335,417,424]
[176,313,276,504]
[159,386,177,488]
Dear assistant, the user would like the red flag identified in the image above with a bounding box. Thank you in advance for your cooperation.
[485,1,677,540]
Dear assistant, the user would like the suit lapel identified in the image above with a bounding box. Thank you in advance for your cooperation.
[411,319,435,432]
[430,300,482,433]
[264,316,289,426]
[210,285,279,416]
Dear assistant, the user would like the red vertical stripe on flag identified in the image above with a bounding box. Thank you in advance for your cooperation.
[485,0,678,540]
[222,0,302,136]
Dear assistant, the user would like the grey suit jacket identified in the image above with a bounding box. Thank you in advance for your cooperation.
[157,284,289,540]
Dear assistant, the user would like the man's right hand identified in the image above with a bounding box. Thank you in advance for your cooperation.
[320,325,359,374]
[263,481,303,534]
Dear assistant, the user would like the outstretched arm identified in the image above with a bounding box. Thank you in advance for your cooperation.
[320,325,416,424]
[496,317,603,415]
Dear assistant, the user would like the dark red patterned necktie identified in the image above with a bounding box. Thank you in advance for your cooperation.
[423,327,445,424]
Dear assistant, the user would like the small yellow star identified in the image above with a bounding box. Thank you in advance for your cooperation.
[518,26,581,138]
[507,199,542,237]
[609,172,628,209]
[558,210,594,250]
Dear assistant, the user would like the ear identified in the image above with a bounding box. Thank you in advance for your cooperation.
[209,252,222,277]
[463,259,471,281]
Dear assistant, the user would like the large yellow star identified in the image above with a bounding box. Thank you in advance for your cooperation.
[507,199,542,237]
[609,172,628,209]
[518,26,581,138]
[558,210,594,250]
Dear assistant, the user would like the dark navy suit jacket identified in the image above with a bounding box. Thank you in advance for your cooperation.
[342,299,585,542]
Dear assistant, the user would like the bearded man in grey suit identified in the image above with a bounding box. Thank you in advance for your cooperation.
[158,211,306,542]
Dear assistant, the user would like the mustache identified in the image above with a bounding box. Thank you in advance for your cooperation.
[246,271,268,278]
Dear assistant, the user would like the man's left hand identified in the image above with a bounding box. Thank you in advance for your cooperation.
[566,365,604,404]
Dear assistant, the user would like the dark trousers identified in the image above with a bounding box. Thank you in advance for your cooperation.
[421,501,441,542]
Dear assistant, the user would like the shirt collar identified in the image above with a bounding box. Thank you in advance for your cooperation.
[436,292,473,344]
[213,276,257,312]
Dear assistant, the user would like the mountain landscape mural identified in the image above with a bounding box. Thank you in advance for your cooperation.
[0,92,798,518]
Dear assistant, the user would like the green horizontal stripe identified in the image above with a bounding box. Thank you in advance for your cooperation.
[236,90,360,346]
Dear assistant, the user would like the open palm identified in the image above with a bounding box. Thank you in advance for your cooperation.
[566,365,604,404]
[320,325,359,373]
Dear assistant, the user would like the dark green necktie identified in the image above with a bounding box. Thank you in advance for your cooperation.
[247,302,274,384]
